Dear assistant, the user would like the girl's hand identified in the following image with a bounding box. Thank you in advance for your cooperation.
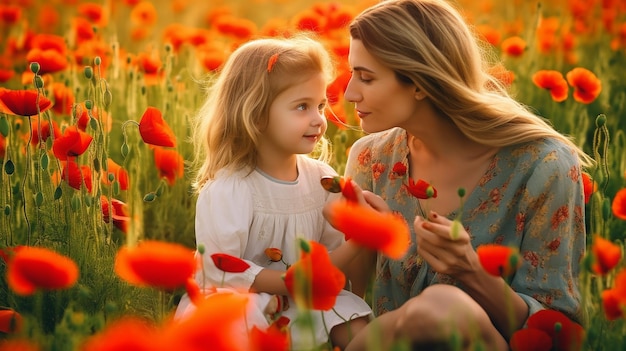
[414,211,481,280]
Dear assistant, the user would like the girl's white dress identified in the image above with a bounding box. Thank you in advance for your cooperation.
[175,155,372,348]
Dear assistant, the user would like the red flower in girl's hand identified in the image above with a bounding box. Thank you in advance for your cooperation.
[476,244,521,278]
[139,106,177,147]
[320,176,358,202]
[404,178,437,199]
[211,253,250,273]
[284,240,345,311]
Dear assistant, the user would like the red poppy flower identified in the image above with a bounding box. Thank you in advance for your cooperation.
[162,291,249,351]
[30,33,67,53]
[602,288,623,321]
[61,158,93,193]
[50,82,75,115]
[185,277,204,305]
[488,64,515,87]
[392,162,407,176]
[130,1,158,27]
[509,327,552,351]
[326,201,410,259]
[30,117,61,147]
[501,36,526,57]
[7,246,79,295]
[80,316,159,351]
[101,158,130,190]
[0,309,22,334]
[211,253,250,273]
[0,5,22,25]
[264,248,283,262]
[250,323,290,351]
[526,309,585,351]
[404,178,437,199]
[52,126,93,160]
[581,172,596,204]
[114,240,197,290]
[0,88,53,117]
[476,244,521,277]
[138,106,176,147]
[591,235,622,275]
[612,188,626,220]
[101,196,130,233]
[566,67,602,104]
[284,240,345,310]
[73,17,96,43]
[153,146,184,185]
[532,70,569,102]
[77,2,107,26]
[25,48,68,75]
[214,17,257,40]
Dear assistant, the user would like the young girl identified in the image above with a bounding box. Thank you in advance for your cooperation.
[175,35,371,349]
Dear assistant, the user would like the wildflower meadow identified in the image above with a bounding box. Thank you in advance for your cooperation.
[1,0,626,350]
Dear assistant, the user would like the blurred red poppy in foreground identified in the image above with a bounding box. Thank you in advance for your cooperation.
[284,240,345,310]
[79,316,159,351]
[476,244,521,278]
[0,309,22,334]
[7,246,79,295]
[211,253,250,273]
[0,88,53,117]
[527,309,585,351]
[326,201,410,259]
[532,70,569,102]
[250,323,290,351]
[602,268,626,321]
[591,235,622,275]
[138,106,176,147]
[114,240,196,290]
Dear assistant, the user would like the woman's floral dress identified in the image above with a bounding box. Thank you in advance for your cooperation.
[345,127,585,323]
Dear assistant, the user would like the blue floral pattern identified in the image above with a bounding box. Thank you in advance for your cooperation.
[345,128,585,323]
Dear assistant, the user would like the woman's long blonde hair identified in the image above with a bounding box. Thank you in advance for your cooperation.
[350,0,592,166]
[191,34,335,191]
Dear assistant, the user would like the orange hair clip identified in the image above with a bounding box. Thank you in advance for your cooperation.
[267,53,279,73]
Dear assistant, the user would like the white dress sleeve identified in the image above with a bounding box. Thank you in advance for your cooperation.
[195,172,264,290]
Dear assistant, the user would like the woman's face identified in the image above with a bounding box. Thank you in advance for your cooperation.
[344,39,421,133]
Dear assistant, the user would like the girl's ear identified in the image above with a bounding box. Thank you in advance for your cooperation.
[414,88,426,101]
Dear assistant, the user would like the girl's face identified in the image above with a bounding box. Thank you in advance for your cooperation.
[345,39,421,133]
[262,72,328,157]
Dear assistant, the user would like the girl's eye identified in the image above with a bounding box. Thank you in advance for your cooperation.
[296,104,307,111]
[317,103,326,112]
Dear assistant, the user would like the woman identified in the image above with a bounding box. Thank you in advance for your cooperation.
[338,0,592,350]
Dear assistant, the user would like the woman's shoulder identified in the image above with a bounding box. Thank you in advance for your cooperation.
[505,137,580,173]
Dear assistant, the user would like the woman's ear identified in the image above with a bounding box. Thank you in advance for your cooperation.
[414,88,426,101]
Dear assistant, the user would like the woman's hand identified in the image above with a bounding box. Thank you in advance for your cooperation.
[414,211,482,281]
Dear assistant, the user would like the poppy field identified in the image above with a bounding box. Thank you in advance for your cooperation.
[1,0,626,350]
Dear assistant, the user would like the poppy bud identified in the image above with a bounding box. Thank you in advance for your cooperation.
[595,114,606,127]
[94,56,102,66]
[30,62,40,74]
[84,66,93,79]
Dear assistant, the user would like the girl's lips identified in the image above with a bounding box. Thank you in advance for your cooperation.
[356,110,370,118]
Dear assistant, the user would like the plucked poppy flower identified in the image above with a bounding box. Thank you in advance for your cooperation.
[526,309,585,351]
[404,178,437,199]
[115,240,197,290]
[211,253,250,273]
[501,36,526,57]
[52,126,93,160]
[591,235,622,275]
[509,327,552,351]
[0,88,53,117]
[581,172,597,204]
[138,106,176,147]
[153,146,184,185]
[532,70,569,102]
[79,316,160,351]
[476,244,521,277]
[61,158,93,193]
[327,201,410,259]
[612,188,626,220]
[264,248,283,263]
[284,240,345,310]
[101,196,130,233]
[250,323,290,351]
[0,309,22,333]
[7,246,79,295]
[26,48,68,75]
[162,291,249,351]
[566,67,602,104]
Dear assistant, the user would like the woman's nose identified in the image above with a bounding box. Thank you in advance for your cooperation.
[343,77,360,103]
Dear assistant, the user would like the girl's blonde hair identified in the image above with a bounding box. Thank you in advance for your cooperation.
[350,0,592,166]
[192,34,335,191]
